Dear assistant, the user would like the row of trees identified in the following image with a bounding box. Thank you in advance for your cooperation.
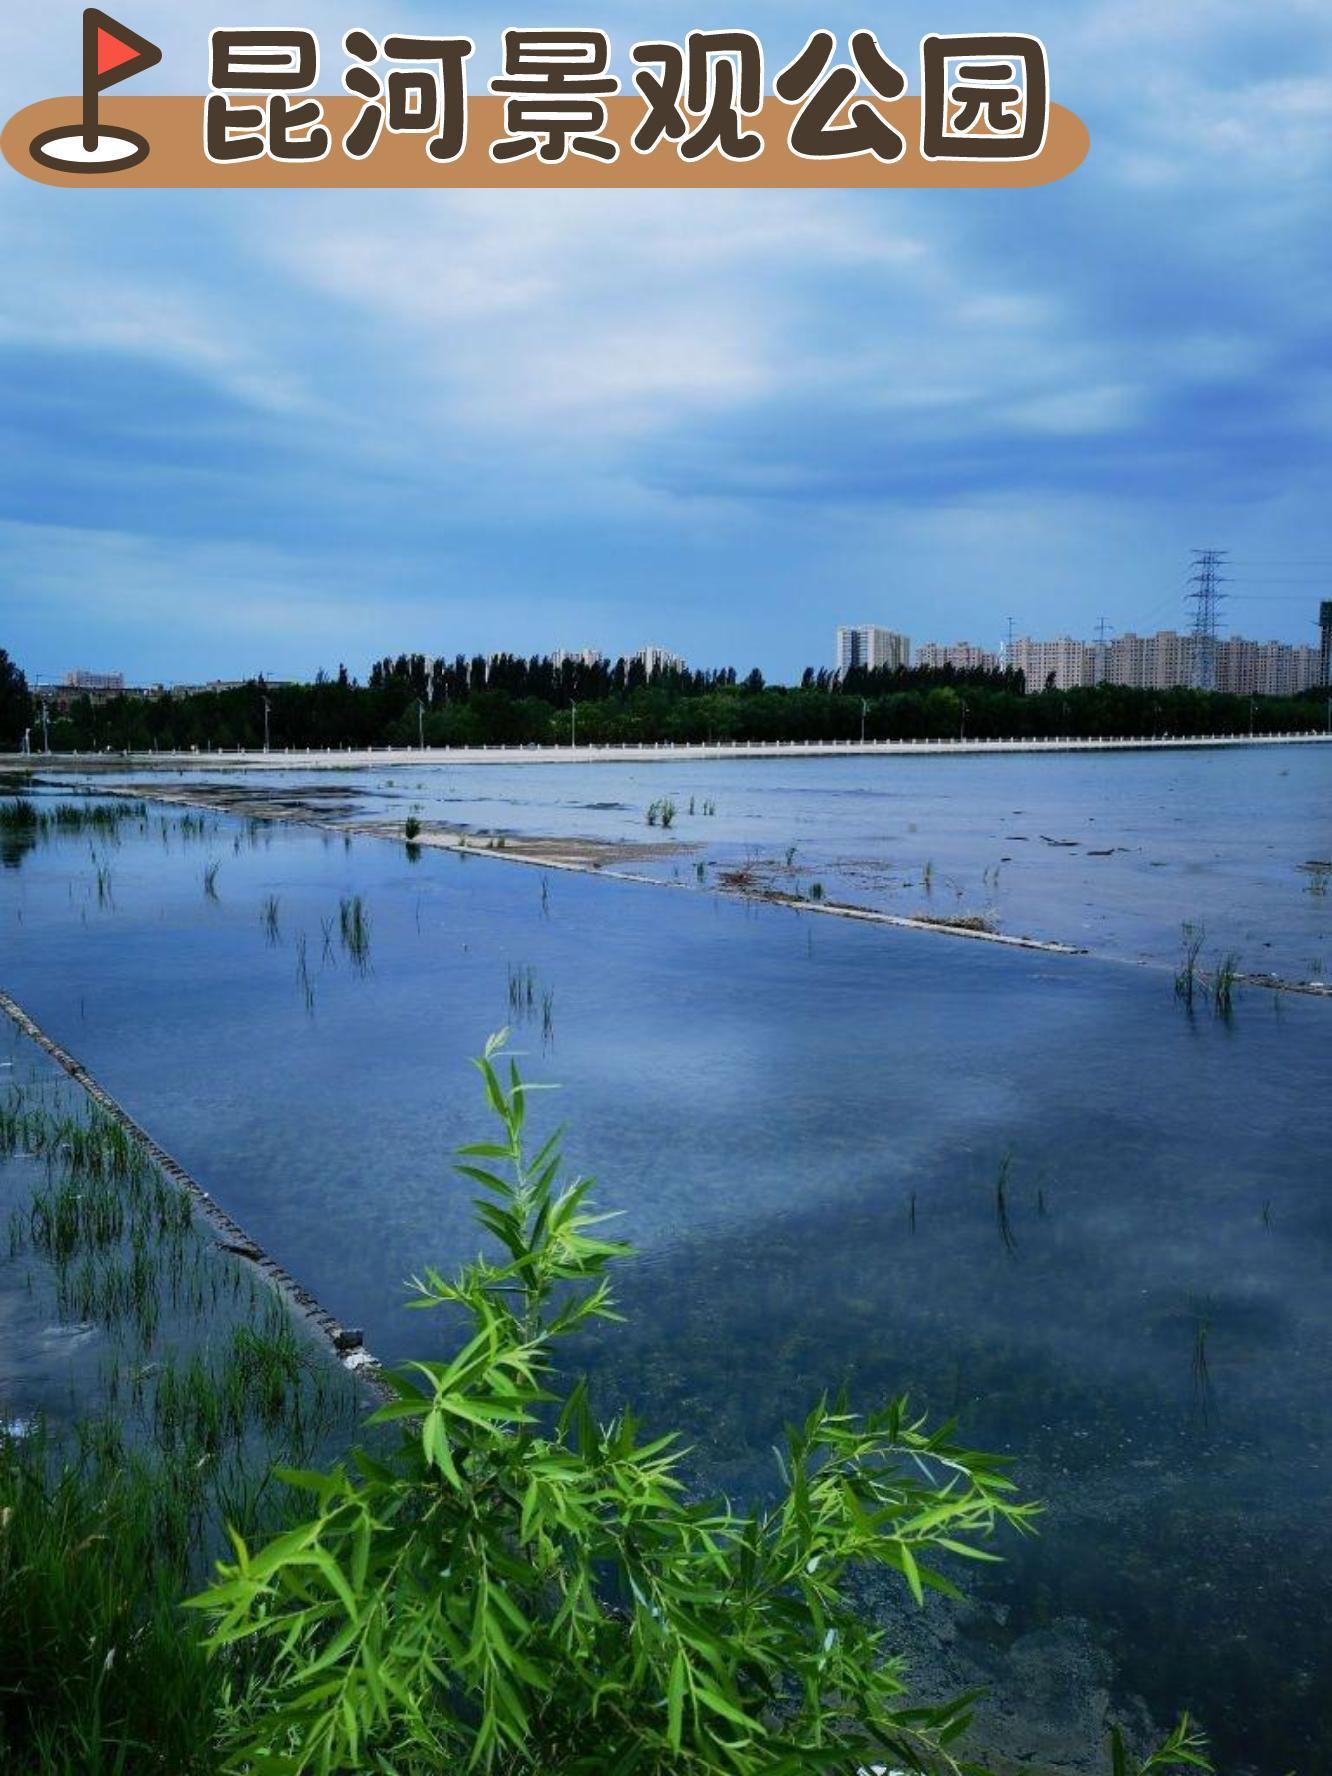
[3,647,1328,753]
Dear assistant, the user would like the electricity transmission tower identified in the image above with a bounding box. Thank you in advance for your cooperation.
[1093,616,1113,683]
[1187,549,1228,691]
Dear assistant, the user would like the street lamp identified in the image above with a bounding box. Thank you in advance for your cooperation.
[415,698,425,749]
[262,696,271,754]
[860,698,868,744]
[570,701,578,748]
[960,699,968,741]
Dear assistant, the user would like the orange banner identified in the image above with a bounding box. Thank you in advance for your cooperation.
[4,94,1088,189]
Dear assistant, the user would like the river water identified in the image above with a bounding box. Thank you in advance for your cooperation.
[1,749,1329,1771]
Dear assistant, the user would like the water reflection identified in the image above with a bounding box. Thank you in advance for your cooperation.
[0,800,1328,1770]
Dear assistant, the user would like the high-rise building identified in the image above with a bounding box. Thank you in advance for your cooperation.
[1319,601,1332,688]
[999,629,1320,695]
[634,645,685,676]
[1004,636,1094,692]
[836,625,910,675]
[64,669,124,692]
[915,641,1001,674]
[551,648,604,670]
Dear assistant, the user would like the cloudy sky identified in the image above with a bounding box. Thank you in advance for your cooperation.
[2,0,1330,684]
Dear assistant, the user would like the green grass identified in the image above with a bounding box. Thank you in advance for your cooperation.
[0,1430,234,1774]
[0,1083,362,1773]
[0,798,146,837]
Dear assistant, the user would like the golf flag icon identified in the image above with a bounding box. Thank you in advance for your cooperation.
[30,9,162,173]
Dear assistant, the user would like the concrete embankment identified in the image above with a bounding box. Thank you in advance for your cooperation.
[3,731,1331,772]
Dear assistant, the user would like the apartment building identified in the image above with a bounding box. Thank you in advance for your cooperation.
[915,641,1002,674]
[835,625,910,675]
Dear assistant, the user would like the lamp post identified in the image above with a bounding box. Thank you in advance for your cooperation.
[415,698,425,749]
[262,697,271,754]
[570,701,578,749]
[860,698,868,744]
[960,699,968,741]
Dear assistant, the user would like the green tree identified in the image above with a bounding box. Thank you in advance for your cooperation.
[0,649,33,749]
[193,1040,1210,1776]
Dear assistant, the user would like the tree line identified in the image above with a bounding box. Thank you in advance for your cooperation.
[2,646,1327,752]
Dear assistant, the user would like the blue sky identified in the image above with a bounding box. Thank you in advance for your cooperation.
[3,0,1330,684]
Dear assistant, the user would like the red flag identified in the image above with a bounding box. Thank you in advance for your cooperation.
[85,8,161,94]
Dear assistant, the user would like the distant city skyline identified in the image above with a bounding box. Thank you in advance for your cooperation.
[32,603,1332,699]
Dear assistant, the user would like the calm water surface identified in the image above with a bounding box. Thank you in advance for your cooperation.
[69,743,1332,976]
[1,774,1329,1772]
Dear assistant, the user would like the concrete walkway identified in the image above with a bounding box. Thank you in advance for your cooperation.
[5,731,1331,771]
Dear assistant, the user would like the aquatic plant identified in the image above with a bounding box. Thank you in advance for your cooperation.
[922,860,935,892]
[995,1152,1018,1255]
[1212,952,1240,1018]
[0,1068,370,1771]
[294,933,315,1015]
[1174,922,1206,1008]
[695,859,707,883]
[506,963,537,1018]
[404,815,421,841]
[0,797,147,837]
[338,894,371,970]
[809,880,825,901]
[202,859,221,900]
[1188,1298,1214,1428]
[260,894,281,943]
